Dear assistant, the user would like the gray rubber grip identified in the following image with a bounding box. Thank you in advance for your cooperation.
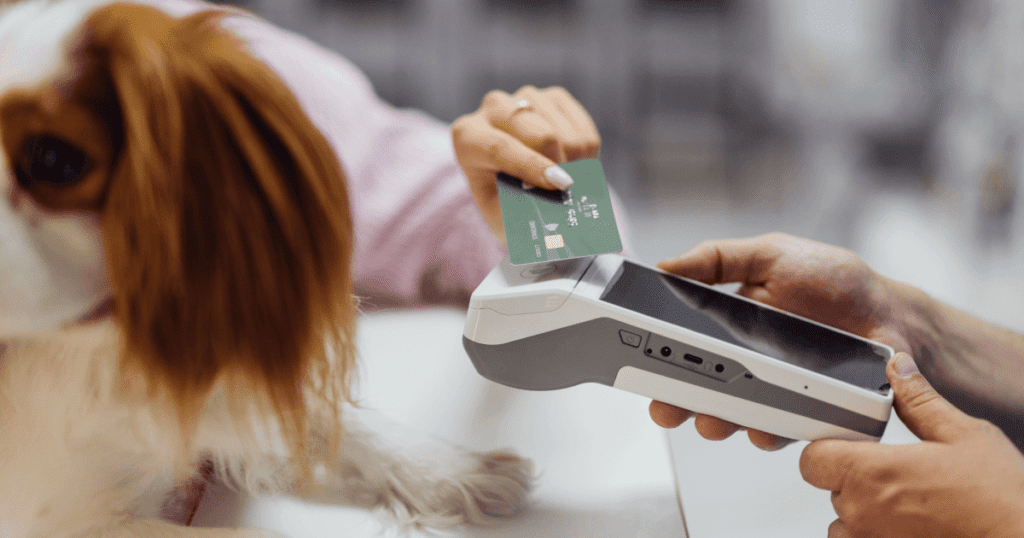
[464,317,888,438]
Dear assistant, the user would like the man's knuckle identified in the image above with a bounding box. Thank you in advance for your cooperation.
[836,500,856,524]
[829,492,844,519]
[838,499,874,537]
[869,463,899,485]
[798,444,820,481]
[844,516,868,537]
[900,381,942,411]
[876,481,902,507]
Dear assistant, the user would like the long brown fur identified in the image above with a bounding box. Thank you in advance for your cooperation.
[71,3,357,473]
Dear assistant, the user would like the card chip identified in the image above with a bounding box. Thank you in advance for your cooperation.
[544,234,565,250]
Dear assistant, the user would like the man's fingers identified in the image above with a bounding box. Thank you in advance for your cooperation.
[799,439,890,492]
[656,234,785,285]
[694,414,743,440]
[800,440,849,491]
[828,518,851,538]
[650,402,792,450]
[649,400,693,428]
[748,429,792,451]
[887,352,978,443]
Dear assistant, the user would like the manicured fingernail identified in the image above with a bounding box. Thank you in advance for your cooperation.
[894,353,919,378]
[544,166,574,190]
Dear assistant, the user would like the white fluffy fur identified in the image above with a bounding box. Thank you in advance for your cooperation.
[0,1,533,537]
[0,322,532,538]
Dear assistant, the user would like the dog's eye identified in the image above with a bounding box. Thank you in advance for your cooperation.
[17,135,93,187]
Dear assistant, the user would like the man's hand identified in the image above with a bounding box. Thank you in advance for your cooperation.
[451,85,600,241]
[649,232,912,449]
[801,352,1024,538]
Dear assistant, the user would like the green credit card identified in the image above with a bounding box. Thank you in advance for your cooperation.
[498,159,623,265]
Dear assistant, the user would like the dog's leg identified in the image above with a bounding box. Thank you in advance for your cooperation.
[297,405,535,531]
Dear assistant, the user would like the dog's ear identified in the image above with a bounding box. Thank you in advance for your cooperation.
[80,4,357,461]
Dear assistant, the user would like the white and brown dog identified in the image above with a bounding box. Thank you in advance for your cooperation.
[0,1,531,536]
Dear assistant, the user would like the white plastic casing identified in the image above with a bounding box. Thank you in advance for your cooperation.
[464,254,894,442]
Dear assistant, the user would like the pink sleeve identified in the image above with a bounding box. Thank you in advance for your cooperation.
[147,0,508,308]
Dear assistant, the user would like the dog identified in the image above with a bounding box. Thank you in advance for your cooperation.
[0,1,532,536]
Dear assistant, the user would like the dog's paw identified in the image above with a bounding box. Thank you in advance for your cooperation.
[314,408,535,531]
[377,448,535,530]
[462,449,534,520]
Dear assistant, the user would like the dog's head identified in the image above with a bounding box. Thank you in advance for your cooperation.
[0,0,357,459]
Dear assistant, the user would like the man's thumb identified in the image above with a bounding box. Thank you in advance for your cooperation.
[888,352,973,443]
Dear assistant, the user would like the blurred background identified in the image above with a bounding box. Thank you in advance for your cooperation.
[215,0,1024,327]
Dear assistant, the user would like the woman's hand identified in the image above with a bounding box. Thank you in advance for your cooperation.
[803,353,1024,538]
[649,232,913,449]
[451,85,600,241]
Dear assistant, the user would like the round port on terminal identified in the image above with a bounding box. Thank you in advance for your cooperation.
[714,364,725,373]
[660,346,672,357]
